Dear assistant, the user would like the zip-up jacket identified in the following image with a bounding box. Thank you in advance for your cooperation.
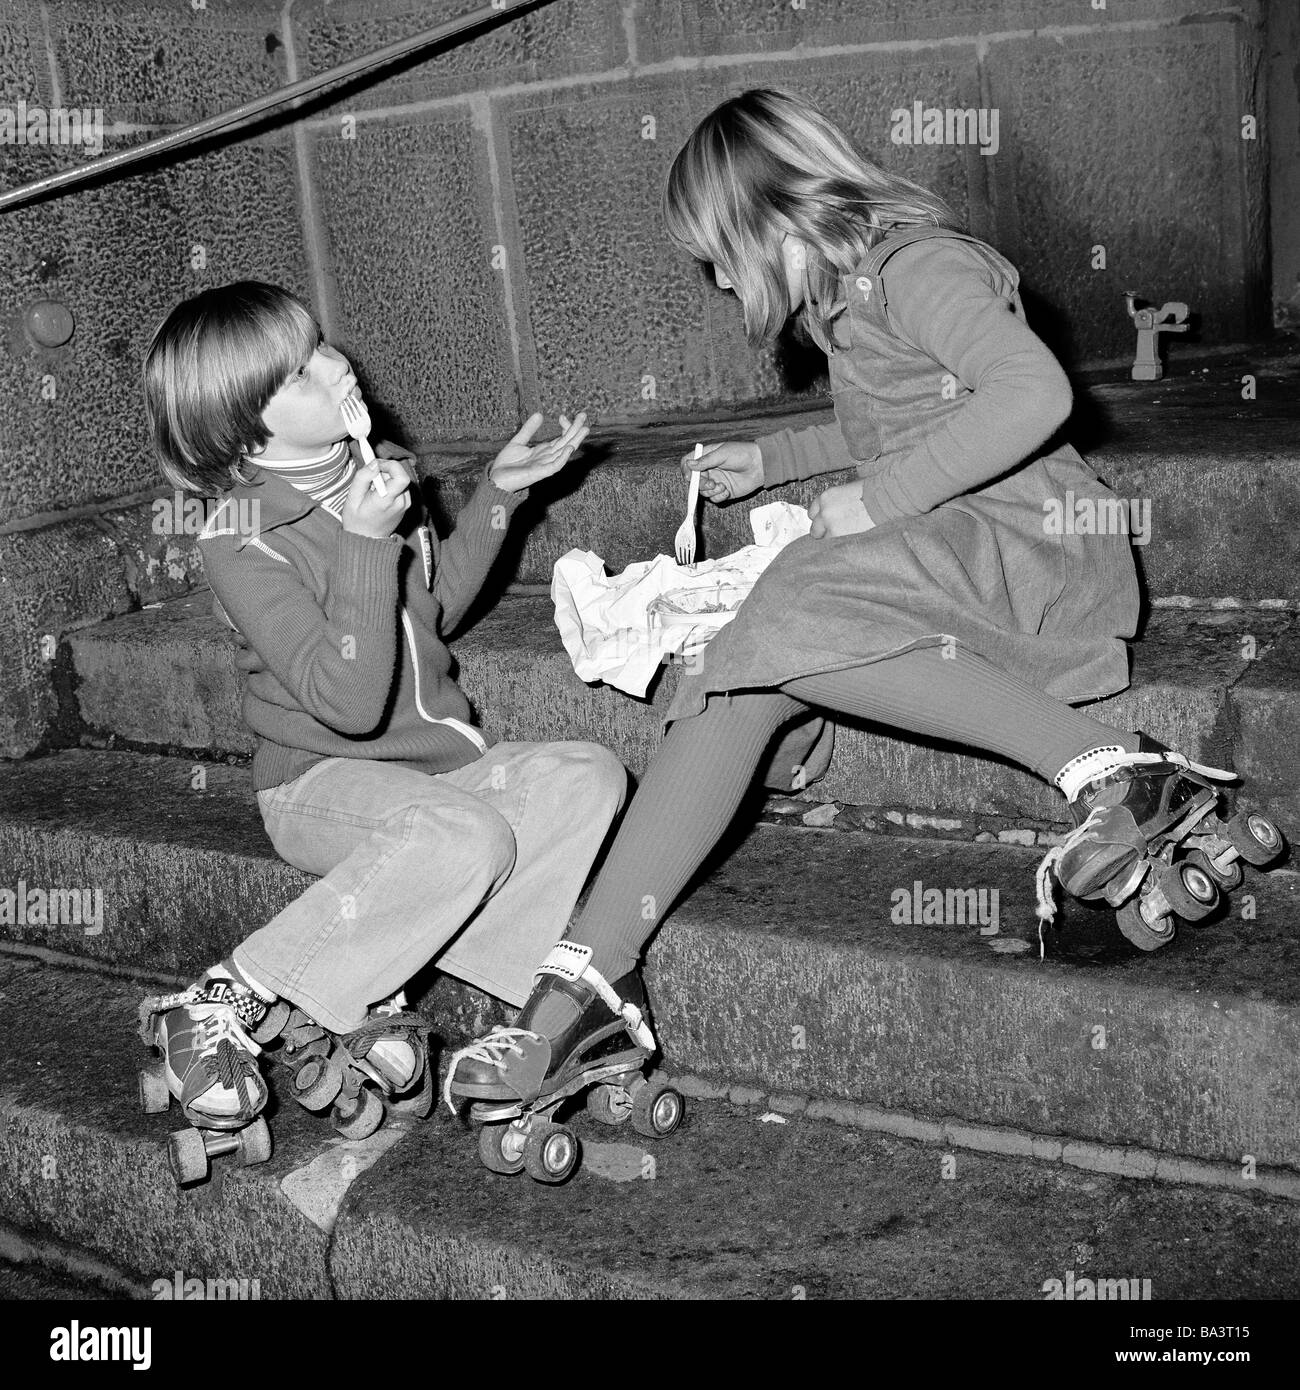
[197,450,526,792]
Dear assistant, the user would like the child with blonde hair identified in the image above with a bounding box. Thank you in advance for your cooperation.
[446,89,1281,1129]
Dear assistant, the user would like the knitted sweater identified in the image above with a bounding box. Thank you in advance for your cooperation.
[197,453,526,791]
[754,232,1075,521]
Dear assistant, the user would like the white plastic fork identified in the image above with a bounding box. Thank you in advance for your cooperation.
[674,442,703,565]
[340,393,387,496]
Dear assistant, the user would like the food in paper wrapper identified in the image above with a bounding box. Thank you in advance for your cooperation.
[551,501,811,697]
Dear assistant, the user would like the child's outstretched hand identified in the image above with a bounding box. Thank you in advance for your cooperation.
[682,440,764,503]
[808,481,876,539]
[489,411,589,493]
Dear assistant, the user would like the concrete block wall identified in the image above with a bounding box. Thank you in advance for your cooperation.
[293,0,1272,439]
[0,0,1281,756]
[0,0,312,755]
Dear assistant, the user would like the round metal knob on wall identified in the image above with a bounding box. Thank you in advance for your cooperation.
[24,299,75,348]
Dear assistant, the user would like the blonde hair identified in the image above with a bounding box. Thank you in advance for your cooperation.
[663,88,962,353]
[142,281,320,494]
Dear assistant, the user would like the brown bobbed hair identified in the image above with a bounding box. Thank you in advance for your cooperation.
[142,281,319,494]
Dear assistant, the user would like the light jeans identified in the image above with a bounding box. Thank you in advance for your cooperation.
[234,741,627,1032]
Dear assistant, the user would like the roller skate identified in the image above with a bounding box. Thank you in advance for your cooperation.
[443,942,685,1185]
[137,962,275,1186]
[1037,734,1286,952]
[253,990,432,1140]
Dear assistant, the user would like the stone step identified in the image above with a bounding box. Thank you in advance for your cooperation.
[1,750,1297,1171]
[128,354,1300,609]
[64,591,1300,839]
[4,954,1298,1302]
[415,354,1300,600]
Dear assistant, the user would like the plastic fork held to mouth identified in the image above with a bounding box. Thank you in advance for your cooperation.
[674,442,703,566]
[340,393,387,496]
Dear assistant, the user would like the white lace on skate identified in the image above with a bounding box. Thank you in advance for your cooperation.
[189,1003,262,1066]
[373,990,408,1017]
[442,1026,535,1115]
[1035,747,1236,957]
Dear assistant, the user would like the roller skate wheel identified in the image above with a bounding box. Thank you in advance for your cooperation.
[1157,859,1218,922]
[1224,811,1284,866]
[524,1121,580,1184]
[235,1116,272,1166]
[478,1121,527,1176]
[386,1064,435,1120]
[586,1082,634,1126]
[292,1054,344,1110]
[630,1081,684,1138]
[1185,846,1242,893]
[138,1065,170,1114]
[333,1085,384,1141]
[1115,898,1176,953]
[167,1127,210,1186]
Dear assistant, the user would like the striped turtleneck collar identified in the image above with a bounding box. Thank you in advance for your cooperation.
[246,439,355,521]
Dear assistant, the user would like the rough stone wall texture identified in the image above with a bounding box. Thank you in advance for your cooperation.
[0,0,305,753]
[0,0,1278,755]
[1266,0,1300,325]
[290,0,1271,439]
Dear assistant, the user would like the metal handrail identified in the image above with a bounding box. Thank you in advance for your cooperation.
[0,0,556,214]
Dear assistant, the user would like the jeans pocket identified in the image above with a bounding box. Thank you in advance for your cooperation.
[256,762,328,831]
[255,786,285,834]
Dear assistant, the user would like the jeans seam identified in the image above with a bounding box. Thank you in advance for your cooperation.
[279,801,422,1001]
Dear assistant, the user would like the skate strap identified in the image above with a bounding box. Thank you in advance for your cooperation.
[535,943,655,1052]
[207,1035,261,1092]
[137,986,203,1045]
[1124,750,1235,781]
[1058,746,1236,803]
[138,986,265,1057]
[534,940,593,983]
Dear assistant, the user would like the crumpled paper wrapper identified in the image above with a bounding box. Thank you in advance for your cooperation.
[551,501,811,696]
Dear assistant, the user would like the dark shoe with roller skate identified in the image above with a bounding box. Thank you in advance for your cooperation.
[1037,733,1286,951]
[137,963,275,1186]
[444,942,685,1184]
[253,990,432,1141]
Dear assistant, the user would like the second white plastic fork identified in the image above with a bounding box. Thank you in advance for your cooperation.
[674,442,703,565]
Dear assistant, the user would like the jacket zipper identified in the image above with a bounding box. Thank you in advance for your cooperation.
[400,610,487,753]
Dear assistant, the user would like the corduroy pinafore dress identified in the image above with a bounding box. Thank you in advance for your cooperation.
[665,226,1141,779]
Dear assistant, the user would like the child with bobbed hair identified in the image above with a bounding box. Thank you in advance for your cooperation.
[138,280,627,1170]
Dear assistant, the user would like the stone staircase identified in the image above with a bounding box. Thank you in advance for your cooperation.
[2,352,1299,1298]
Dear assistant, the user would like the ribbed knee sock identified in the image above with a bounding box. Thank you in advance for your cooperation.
[530,690,800,1032]
[555,644,1137,1001]
[785,645,1138,783]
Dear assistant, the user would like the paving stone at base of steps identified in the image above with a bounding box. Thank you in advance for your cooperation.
[333,1107,1300,1301]
[2,956,1298,1303]
[0,750,1297,1170]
